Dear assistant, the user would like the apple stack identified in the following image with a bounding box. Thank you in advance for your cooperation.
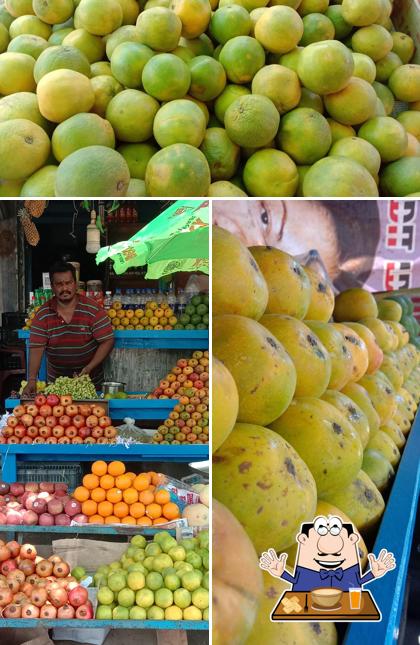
[0,539,93,620]
[0,481,88,527]
[1,394,117,444]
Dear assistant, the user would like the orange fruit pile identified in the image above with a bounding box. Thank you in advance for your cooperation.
[72,460,181,526]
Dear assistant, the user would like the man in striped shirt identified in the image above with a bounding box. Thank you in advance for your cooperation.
[22,262,114,396]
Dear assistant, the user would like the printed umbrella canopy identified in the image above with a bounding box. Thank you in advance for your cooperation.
[96,200,209,278]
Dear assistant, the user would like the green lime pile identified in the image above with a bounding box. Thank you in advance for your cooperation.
[0,0,419,196]
[176,294,209,330]
[94,531,209,621]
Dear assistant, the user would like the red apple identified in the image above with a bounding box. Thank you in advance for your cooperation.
[59,415,71,428]
[12,405,25,418]
[91,427,103,438]
[78,427,91,439]
[39,427,52,439]
[33,437,45,444]
[46,394,59,407]
[27,426,39,439]
[65,427,77,439]
[86,415,98,428]
[65,405,78,417]
[20,414,33,428]
[98,416,111,428]
[26,405,39,417]
[71,437,83,444]
[58,437,71,444]
[38,405,52,418]
[52,425,64,438]
[45,416,57,428]
[84,437,96,444]
[34,394,46,407]
[45,437,57,444]
[72,415,85,429]
[96,437,108,444]
[7,416,18,428]
[104,426,117,439]
[8,436,20,444]
[14,426,27,439]
[78,404,91,417]
[2,427,14,438]
[52,405,64,418]
[91,406,105,418]
[33,415,46,428]
[60,395,72,407]
[20,437,33,444]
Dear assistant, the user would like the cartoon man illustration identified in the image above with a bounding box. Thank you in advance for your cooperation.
[260,515,396,592]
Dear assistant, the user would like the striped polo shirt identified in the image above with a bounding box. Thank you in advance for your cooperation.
[29,295,114,386]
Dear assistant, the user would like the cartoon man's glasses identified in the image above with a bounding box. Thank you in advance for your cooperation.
[314,516,343,536]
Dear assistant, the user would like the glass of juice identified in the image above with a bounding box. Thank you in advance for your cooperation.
[349,588,362,610]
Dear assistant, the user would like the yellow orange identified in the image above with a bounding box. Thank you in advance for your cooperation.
[83,473,99,490]
[105,515,119,524]
[73,485,90,502]
[137,516,152,526]
[129,502,146,518]
[98,500,114,517]
[108,461,126,476]
[91,487,107,502]
[126,471,136,481]
[115,474,132,490]
[155,489,170,505]
[100,474,115,490]
[82,499,98,516]
[153,517,168,525]
[91,460,108,476]
[146,502,162,519]
[139,489,154,505]
[162,502,180,520]
[107,487,123,504]
[123,487,138,504]
[114,501,129,518]
[121,516,136,525]
[134,473,151,491]
[89,514,104,524]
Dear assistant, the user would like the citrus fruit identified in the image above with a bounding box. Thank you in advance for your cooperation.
[243,149,298,196]
[110,41,154,88]
[0,23,9,52]
[375,51,402,83]
[0,92,50,131]
[63,28,105,63]
[7,34,48,59]
[139,489,154,505]
[106,89,159,142]
[145,144,211,196]
[82,500,97,516]
[251,64,301,114]
[392,31,414,64]
[300,13,335,46]
[108,461,126,476]
[9,15,51,39]
[351,25,393,61]
[224,94,279,147]
[210,5,251,44]
[188,55,226,101]
[199,127,240,180]
[303,156,379,196]
[324,77,377,125]
[0,118,50,179]
[91,74,123,117]
[55,145,130,196]
[171,44,195,63]
[341,0,383,26]
[137,6,182,51]
[134,473,150,491]
[83,473,99,489]
[34,45,91,83]
[73,486,90,502]
[352,52,376,83]
[48,27,73,45]
[20,165,58,196]
[325,5,352,39]
[329,136,381,177]
[0,5,14,28]
[153,99,206,148]
[278,107,331,164]
[380,157,420,197]
[297,87,323,112]
[255,6,303,54]
[142,53,191,101]
[358,116,408,162]
[5,0,34,17]
[397,111,420,142]
[100,474,115,489]
[105,25,141,59]
[214,84,250,123]
[0,52,36,94]
[298,40,354,94]
[52,112,115,161]
[327,118,355,143]
[90,61,112,76]
[91,487,107,502]
[219,36,265,84]
[179,33,213,57]
[37,69,94,123]
[172,0,211,39]
[92,460,108,476]
[208,180,247,196]
[76,0,123,36]
[117,142,158,179]
[118,0,140,24]
[403,133,420,157]
[162,502,180,519]
[107,487,123,504]
[33,0,74,24]
[388,65,420,103]
[372,81,394,115]
[126,178,147,195]
[298,0,328,14]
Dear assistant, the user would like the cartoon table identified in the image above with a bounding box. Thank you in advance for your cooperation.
[271,590,381,622]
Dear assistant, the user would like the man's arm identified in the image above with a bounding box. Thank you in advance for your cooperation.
[22,347,45,396]
[79,338,114,376]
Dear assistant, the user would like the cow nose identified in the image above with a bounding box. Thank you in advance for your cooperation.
[317,533,344,554]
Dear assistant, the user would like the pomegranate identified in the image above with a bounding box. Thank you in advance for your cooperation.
[33,416,46,428]
[48,586,68,608]
[39,513,54,527]
[6,417,18,428]
[38,405,52,418]
[76,602,93,619]
[7,569,24,592]
[36,560,53,578]
[32,498,47,515]
[3,603,22,618]
[65,500,81,517]
[68,585,88,608]
[53,561,70,578]
[40,603,57,618]
[13,591,28,605]
[47,498,63,516]
[55,514,71,526]
[52,405,64,418]
[39,482,55,494]
[0,483,10,495]
[0,512,6,525]
[21,603,40,618]
[22,510,38,526]
[47,555,61,564]
[34,394,47,407]
[6,509,23,525]
[46,394,59,406]
[57,604,75,619]
[26,574,39,586]
[1,559,17,576]
[39,426,52,438]
[21,582,33,597]
[0,587,13,607]
[20,544,37,560]
[31,587,47,607]
[98,415,111,428]
[26,405,38,417]
[0,546,11,562]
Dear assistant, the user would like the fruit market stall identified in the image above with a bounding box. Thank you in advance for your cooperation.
[212,202,420,645]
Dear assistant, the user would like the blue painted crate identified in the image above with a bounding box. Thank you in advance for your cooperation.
[0,619,208,630]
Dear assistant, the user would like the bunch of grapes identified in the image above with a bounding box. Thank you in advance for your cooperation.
[44,375,97,399]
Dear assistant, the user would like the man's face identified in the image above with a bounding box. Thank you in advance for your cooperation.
[296,516,360,572]
[52,271,77,303]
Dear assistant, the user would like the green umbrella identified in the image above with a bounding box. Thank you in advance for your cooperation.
[96,200,209,278]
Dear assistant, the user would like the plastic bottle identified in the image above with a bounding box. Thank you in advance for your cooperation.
[104,291,112,309]
[177,289,186,315]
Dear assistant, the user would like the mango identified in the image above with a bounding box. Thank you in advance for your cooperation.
[386,321,408,349]
[213,423,317,553]
[250,246,311,319]
[303,265,335,323]
[358,370,397,424]
[358,316,394,352]
[377,298,402,321]
[332,323,369,382]
[270,398,363,496]
[362,449,394,492]
[380,354,404,390]
[213,499,263,645]
[321,470,385,535]
[366,430,400,467]
[344,321,383,374]
[380,420,406,449]
[212,356,239,453]
[382,320,399,351]
[321,389,370,448]
[306,321,353,390]
[261,314,331,397]
[213,225,268,320]
[341,382,381,435]
[333,287,378,321]
[392,408,411,435]
[245,569,337,645]
[213,314,297,426]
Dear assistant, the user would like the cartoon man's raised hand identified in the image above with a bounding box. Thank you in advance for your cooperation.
[259,549,288,579]
[368,549,396,579]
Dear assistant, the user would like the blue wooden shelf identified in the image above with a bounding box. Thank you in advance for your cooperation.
[345,410,420,644]
[0,524,176,536]
[0,619,208,630]
[0,444,209,482]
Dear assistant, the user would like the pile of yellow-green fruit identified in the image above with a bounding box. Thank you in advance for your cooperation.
[0,0,419,197]
[212,225,420,644]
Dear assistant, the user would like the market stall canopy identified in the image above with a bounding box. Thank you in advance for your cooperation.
[96,200,209,278]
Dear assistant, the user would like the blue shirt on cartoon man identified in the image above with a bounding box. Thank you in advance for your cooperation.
[260,515,395,593]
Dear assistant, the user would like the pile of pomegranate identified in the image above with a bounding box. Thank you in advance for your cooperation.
[0,481,89,527]
[1,394,117,444]
[0,540,92,619]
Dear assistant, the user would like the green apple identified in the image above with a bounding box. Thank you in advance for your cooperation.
[129,606,147,619]
[118,587,135,608]
[147,605,165,620]
[168,546,186,562]
[155,588,173,609]
[197,530,209,549]
[192,587,209,610]
[164,573,181,591]
[112,605,129,619]
[127,572,145,591]
[97,586,114,605]
[152,554,173,573]
[108,572,126,593]
[183,606,202,620]
[146,571,163,591]
[96,605,113,619]
[165,605,183,620]
[71,566,86,581]
[173,588,191,609]
[181,571,202,592]
[131,535,147,548]
[136,588,154,609]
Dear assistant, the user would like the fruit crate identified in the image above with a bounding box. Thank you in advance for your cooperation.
[0,619,208,630]
[16,462,82,490]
